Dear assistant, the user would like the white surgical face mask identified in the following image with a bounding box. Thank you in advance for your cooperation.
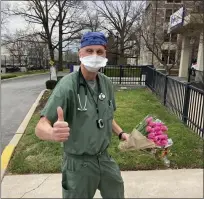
[80,55,108,72]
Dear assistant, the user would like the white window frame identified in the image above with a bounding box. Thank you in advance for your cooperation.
[161,49,176,65]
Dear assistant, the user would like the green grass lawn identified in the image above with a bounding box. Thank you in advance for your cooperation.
[7,88,203,174]
[1,70,49,80]
[1,69,70,80]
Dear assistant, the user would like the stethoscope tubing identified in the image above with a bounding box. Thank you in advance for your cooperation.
[77,68,105,111]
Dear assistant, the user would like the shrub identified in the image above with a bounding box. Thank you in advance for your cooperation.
[45,80,57,90]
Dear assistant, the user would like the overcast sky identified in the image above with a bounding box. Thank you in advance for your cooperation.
[1,0,145,55]
[1,1,79,54]
[5,15,27,34]
[1,1,41,35]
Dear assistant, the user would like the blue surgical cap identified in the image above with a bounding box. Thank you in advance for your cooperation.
[80,32,107,48]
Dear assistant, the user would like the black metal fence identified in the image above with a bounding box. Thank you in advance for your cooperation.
[188,68,204,84]
[145,66,204,138]
[101,64,203,137]
[100,65,153,85]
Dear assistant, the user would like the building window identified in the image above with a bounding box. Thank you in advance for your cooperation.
[174,0,181,3]
[162,50,176,64]
[164,30,170,42]
[164,30,178,42]
[162,50,168,64]
[171,33,177,42]
[166,0,181,3]
[165,9,173,22]
[169,50,176,64]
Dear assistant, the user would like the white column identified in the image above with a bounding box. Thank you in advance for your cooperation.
[195,33,204,82]
[179,35,192,78]
[197,33,203,71]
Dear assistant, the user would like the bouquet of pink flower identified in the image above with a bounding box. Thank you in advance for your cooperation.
[135,115,173,148]
[135,115,173,167]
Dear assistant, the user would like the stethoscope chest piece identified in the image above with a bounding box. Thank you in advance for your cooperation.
[97,119,104,129]
[99,93,106,101]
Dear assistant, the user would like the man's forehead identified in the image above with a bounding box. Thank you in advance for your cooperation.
[81,45,106,50]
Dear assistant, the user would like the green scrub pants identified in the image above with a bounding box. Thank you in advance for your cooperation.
[62,151,124,198]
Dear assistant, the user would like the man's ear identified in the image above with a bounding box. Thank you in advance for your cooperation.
[78,49,81,57]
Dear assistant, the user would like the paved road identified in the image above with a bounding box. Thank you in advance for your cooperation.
[1,73,67,153]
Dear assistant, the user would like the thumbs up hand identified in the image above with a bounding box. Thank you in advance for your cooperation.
[51,107,70,142]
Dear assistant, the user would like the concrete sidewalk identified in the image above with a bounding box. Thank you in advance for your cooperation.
[1,169,203,198]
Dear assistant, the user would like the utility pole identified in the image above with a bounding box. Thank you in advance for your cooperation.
[116,32,119,65]
[152,0,158,65]
[58,0,63,71]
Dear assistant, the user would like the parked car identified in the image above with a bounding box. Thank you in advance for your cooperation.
[5,65,20,73]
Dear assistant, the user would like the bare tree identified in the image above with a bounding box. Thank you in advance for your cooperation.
[139,0,204,77]
[53,0,85,70]
[6,0,86,71]
[6,0,59,67]
[2,27,48,69]
[3,29,29,67]
[24,30,49,69]
[92,0,144,64]
[81,10,104,32]
[139,15,176,72]
[1,2,10,30]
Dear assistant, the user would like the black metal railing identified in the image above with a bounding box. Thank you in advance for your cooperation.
[145,66,204,138]
[100,65,153,85]
[100,65,203,137]
[188,68,204,84]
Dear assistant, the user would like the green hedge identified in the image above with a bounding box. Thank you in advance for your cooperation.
[45,80,57,90]
[57,76,64,82]
[1,74,17,80]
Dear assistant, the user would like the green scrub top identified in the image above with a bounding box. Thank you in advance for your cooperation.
[41,70,116,155]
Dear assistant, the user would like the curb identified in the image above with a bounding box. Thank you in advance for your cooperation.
[1,72,50,82]
[1,89,46,181]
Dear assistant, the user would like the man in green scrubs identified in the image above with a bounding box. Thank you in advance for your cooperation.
[35,32,129,198]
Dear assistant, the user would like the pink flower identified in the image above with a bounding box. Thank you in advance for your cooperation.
[153,135,160,142]
[148,133,155,139]
[154,126,161,132]
[146,126,152,133]
[146,117,153,124]
[156,143,162,146]
[155,122,162,127]
[149,121,155,128]
[160,140,168,146]
[155,140,162,146]
[161,125,168,132]
[158,134,168,140]
[155,131,163,135]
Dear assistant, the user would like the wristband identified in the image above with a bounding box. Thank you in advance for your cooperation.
[118,131,124,140]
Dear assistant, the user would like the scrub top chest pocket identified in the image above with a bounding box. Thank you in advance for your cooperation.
[106,99,114,120]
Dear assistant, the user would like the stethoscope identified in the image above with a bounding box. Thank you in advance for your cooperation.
[77,68,106,112]
[77,68,106,129]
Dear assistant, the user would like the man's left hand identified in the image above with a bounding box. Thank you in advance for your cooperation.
[121,133,129,141]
